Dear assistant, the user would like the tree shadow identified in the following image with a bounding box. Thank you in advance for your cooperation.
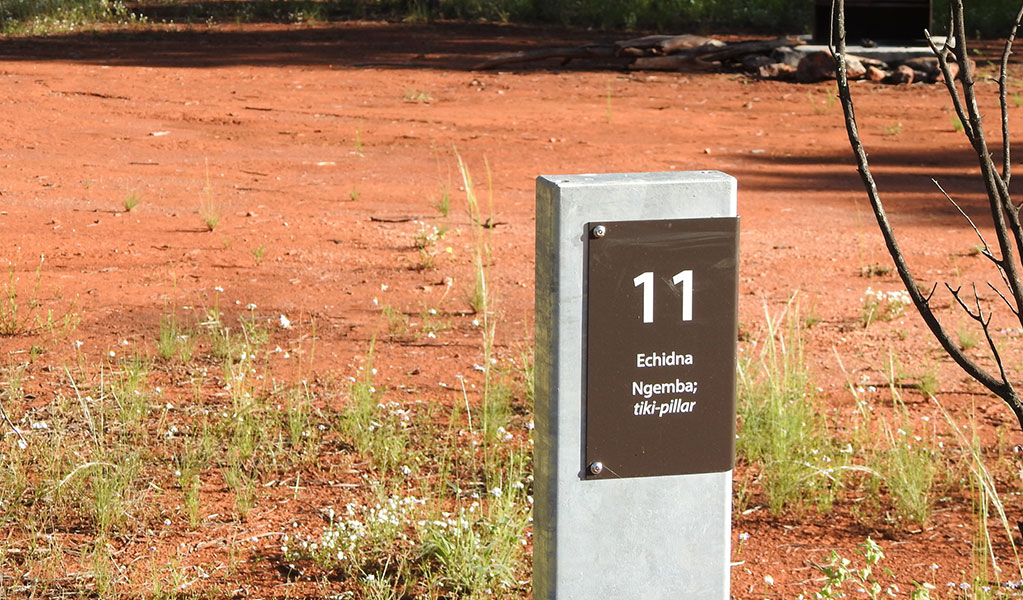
[740,144,1023,227]
[0,20,629,70]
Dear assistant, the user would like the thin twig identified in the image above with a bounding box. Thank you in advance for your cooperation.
[999,2,1023,184]
[926,17,975,142]
[933,177,1017,301]
[933,178,995,260]
[65,366,98,445]
[988,282,1021,318]
[0,397,26,447]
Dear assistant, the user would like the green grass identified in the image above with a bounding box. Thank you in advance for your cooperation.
[457,153,494,317]
[413,221,448,270]
[874,398,938,526]
[0,269,524,599]
[883,121,903,136]
[250,243,267,265]
[0,258,43,336]
[199,160,221,231]
[737,297,847,513]
[958,322,980,351]
[404,88,434,103]
[808,88,837,115]
[434,183,451,217]
[861,287,910,327]
[936,398,1023,594]
[157,312,197,362]
[122,191,140,212]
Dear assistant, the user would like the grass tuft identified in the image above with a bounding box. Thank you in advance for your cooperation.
[737,295,846,513]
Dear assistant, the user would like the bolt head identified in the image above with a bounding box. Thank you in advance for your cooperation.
[592,225,607,238]
[589,461,604,475]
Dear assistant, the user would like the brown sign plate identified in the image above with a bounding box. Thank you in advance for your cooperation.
[584,217,738,479]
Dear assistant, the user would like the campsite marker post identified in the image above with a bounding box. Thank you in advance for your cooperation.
[534,171,738,599]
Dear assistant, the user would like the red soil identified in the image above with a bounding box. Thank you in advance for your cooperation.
[3,19,1023,598]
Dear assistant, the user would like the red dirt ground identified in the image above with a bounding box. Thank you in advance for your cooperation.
[5,19,1023,599]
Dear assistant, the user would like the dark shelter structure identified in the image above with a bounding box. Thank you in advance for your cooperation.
[813,0,932,43]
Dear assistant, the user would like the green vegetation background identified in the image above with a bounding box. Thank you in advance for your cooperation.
[4,0,1022,38]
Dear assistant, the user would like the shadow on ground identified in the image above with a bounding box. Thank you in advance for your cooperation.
[0,21,630,70]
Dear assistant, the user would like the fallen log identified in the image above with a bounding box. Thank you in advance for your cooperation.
[657,34,725,54]
[613,34,676,51]
[630,54,716,71]
[474,34,805,72]
[695,36,805,63]
[613,33,724,55]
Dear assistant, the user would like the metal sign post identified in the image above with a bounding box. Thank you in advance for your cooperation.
[534,171,738,599]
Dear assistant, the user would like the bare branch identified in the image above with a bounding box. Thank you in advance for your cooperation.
[947,1,1023,331]
[999,2,1023,183]
[927,26,976,143]
[832,0,1019,418]
[947,283,1016,402]
[934,177,1017,299]
[988,281,1021,318]
[946,284,981,321]
[933,178,996,261]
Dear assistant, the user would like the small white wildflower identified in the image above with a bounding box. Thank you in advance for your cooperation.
[490,487,503,498]
[214,286,224,292]
[764,575,775,586]
[279,314,291,328]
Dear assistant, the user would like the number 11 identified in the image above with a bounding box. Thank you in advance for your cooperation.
[633,270,693,324]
